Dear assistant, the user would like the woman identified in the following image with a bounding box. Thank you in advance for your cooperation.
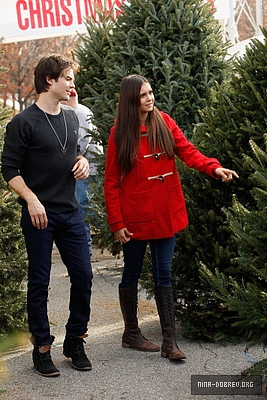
[104,75,238,360]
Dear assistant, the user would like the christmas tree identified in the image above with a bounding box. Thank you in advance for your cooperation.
[74,0,241,339]
[0,39,28,335]
[200,134,267,347]
[74,0,230,248]
[193,29,267,342]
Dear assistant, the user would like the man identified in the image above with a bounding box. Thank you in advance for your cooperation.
[61,88,102,257]
[1,54,93,377]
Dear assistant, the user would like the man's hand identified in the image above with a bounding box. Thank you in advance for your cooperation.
[72,156,90,180]
[8,175,48,229]
[27,198,48,229]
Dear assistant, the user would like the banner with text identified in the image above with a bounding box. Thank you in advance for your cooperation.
[0,0,126,43]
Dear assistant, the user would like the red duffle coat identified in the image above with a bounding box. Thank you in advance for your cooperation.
[104,112,222,240]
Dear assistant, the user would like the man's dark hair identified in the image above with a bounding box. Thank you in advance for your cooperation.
[34,54,78,94]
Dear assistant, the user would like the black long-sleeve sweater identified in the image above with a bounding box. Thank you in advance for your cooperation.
[1,103,81,213]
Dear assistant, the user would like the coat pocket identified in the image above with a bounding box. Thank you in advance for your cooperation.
[169,182,186,217]
[122,190,157,224]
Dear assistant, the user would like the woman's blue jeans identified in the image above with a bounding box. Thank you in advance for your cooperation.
[120,236,176,288]
[21,207,93,346]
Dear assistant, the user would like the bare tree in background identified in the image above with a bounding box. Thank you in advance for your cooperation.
[1,35,80,112]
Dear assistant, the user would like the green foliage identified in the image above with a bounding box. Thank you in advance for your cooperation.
[142,29,267,342]
[76,0,229,137]
[74,6,118,254]
[194,29,267,343]
[199,264,267,348]
[200,134,267,349]
[0,188,28,335]
[74,0,230,258]
[74,0,246,340]
[241,357,267,385]
[0,331,28,353]
[112,0,230,137]
[0,40,28,335]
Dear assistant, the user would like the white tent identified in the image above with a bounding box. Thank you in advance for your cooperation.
[228,35,265,57]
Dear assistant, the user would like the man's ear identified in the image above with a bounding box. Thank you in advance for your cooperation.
[46,76,53,86]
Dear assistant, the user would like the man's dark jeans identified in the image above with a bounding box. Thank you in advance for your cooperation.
[21,207,93,346]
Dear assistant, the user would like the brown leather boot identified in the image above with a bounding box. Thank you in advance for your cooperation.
[119,285,160,352]
[155,286,186,360]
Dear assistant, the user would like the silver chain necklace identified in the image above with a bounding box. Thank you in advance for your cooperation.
[43,108,68,154]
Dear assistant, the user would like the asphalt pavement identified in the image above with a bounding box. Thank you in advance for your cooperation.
[0,245,266,399]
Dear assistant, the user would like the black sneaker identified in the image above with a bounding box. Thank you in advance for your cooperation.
[63,333,92,371]
[32,346,60,377]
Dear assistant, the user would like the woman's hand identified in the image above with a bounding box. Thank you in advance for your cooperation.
[114,228,133,244]
[215,168,239,182]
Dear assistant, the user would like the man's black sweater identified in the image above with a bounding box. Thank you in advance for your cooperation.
[1,103,81,213]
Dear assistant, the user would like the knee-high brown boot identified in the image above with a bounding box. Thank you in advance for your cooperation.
[119,285,160,352]
[155,286,186,360]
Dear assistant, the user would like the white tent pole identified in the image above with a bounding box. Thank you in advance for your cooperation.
[228,0,236,43]
[256,0,263,35]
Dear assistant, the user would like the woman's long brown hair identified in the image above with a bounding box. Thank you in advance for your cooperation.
[114,75,176,175]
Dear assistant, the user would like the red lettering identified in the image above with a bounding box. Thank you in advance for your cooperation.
[95,0,102,8]
[75,0,82,24]
[84,0,96,19]
[29,0,43,29]
[105,0,125,18]
[16,0,29,30]
[42,0,56,27]
[207,0,215,12]
[16,0,126,32]
[108,0,124,18]
[83,0,124,20]
[115,0,124,17]
[53,0,61,26]
[61,0,73,26]
[95,0,103,20]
